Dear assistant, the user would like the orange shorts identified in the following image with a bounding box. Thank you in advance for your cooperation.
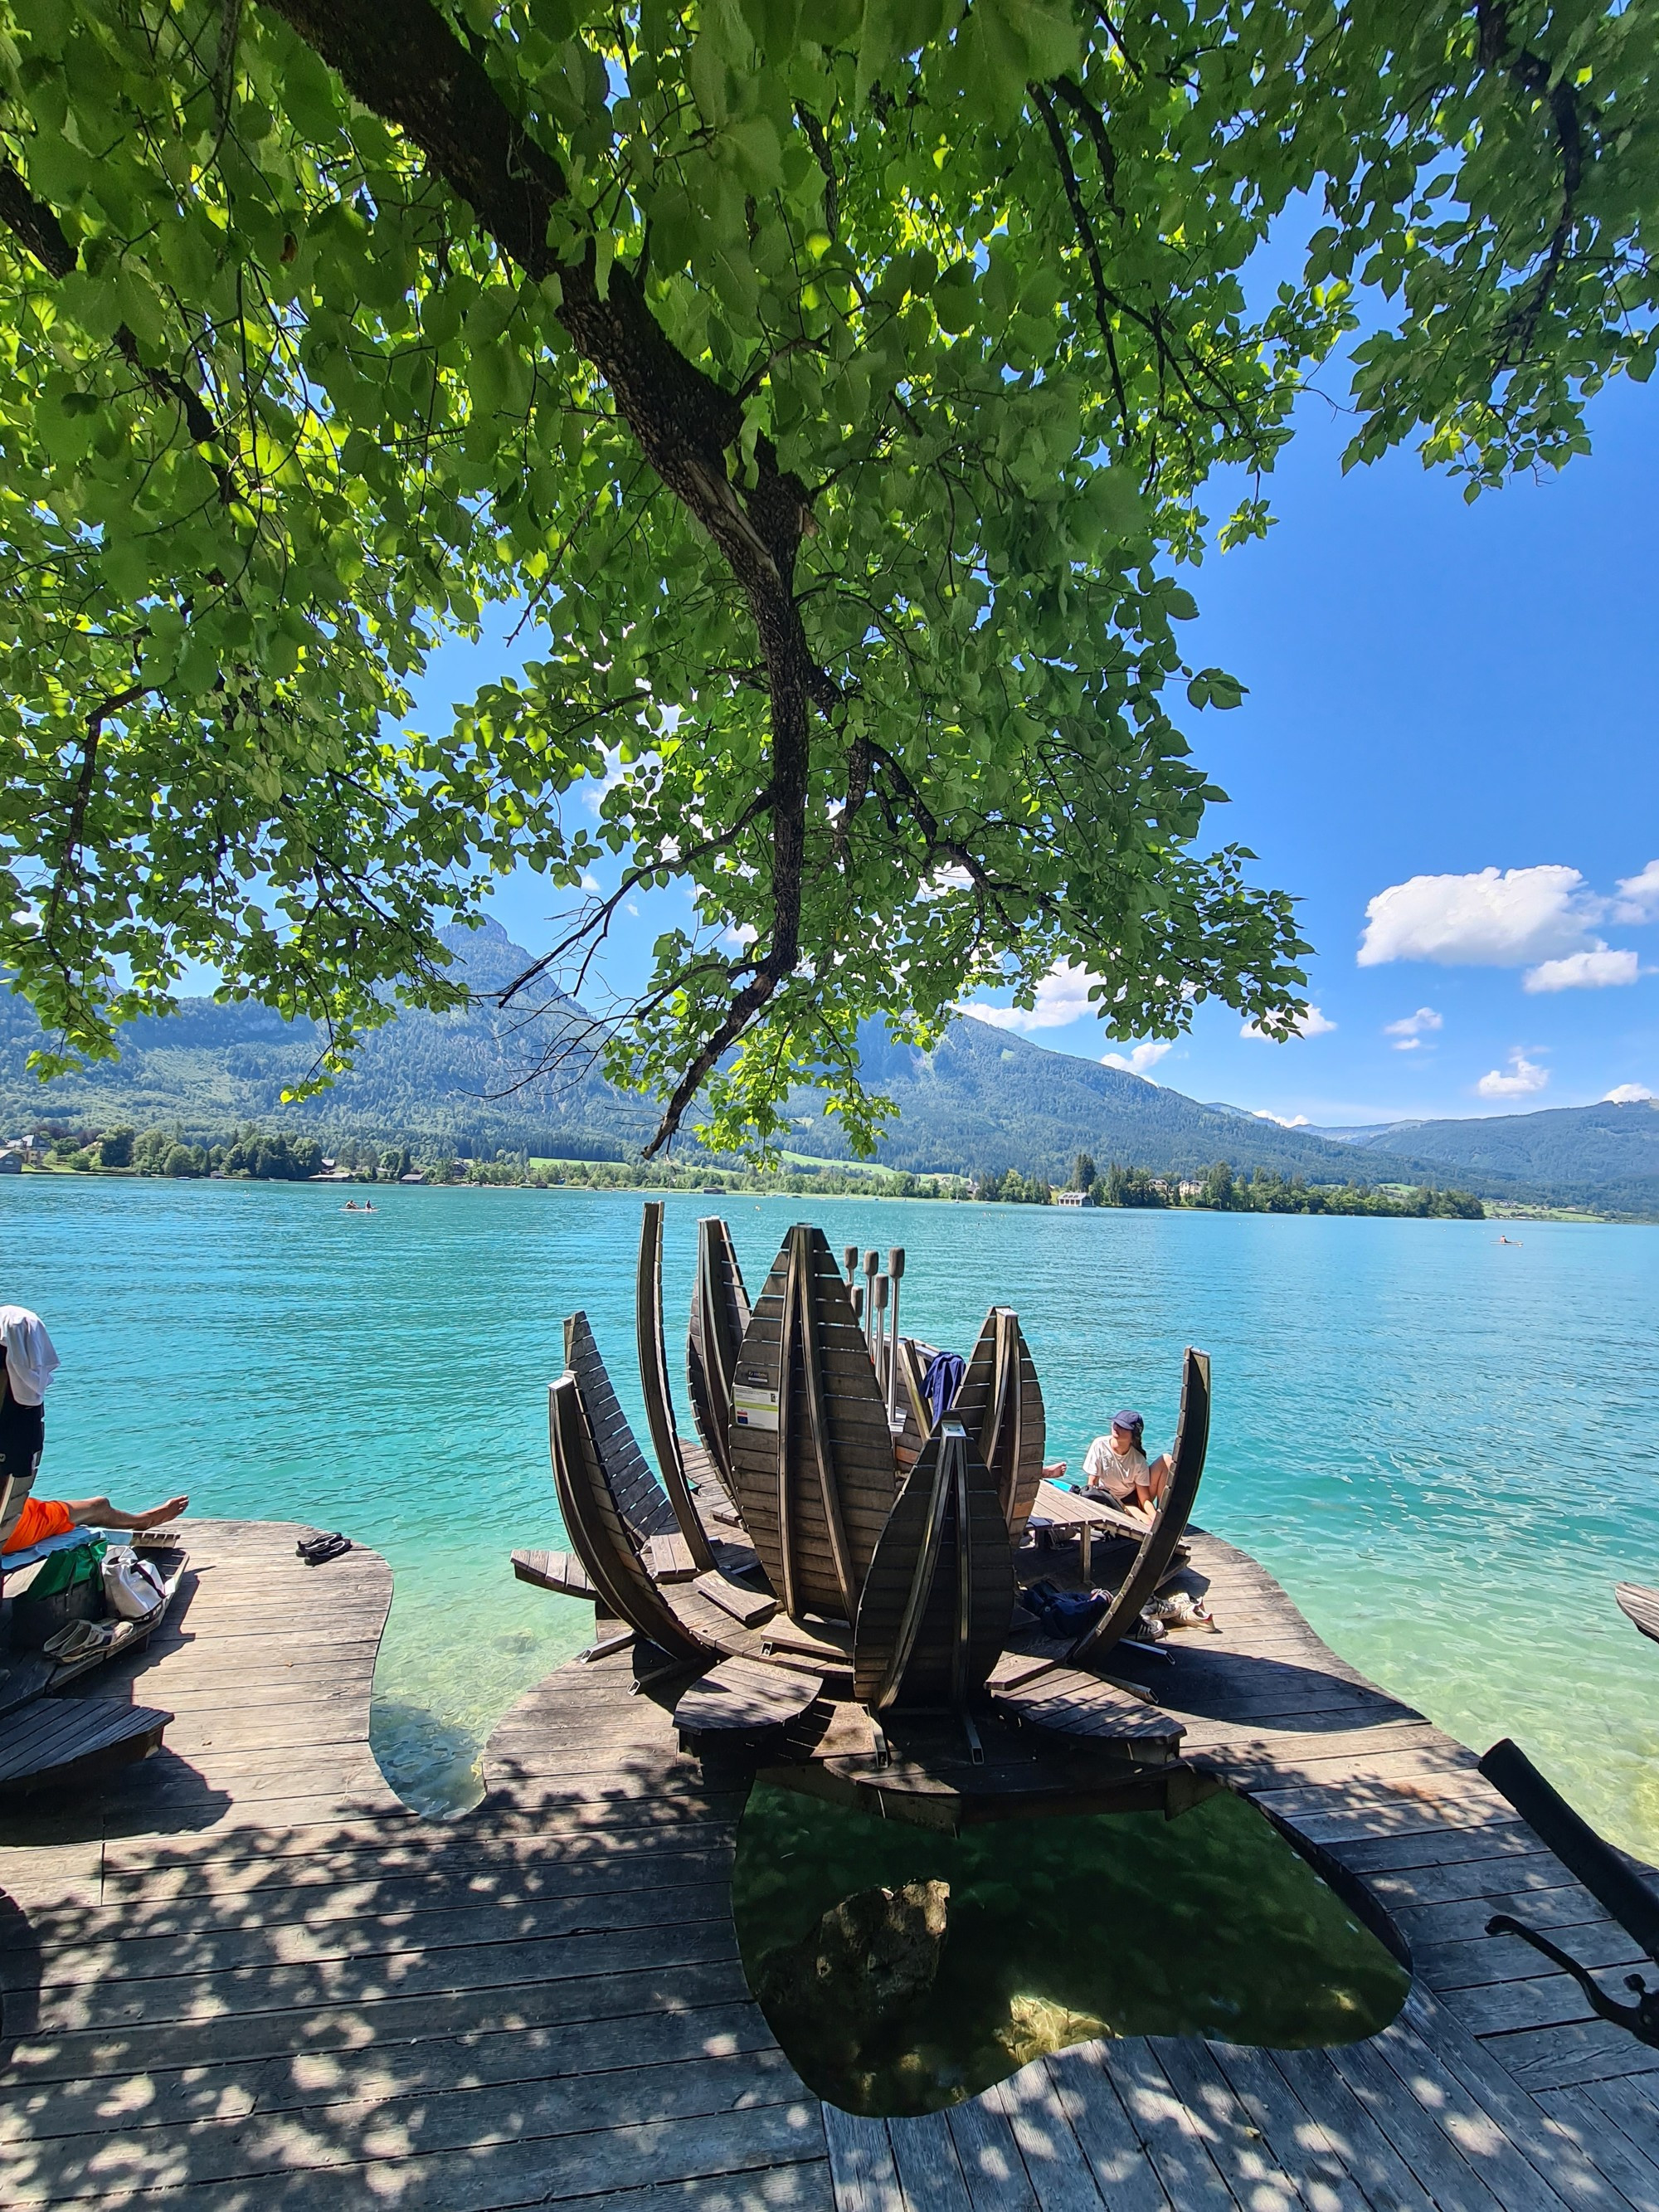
[2,1497,76,1555]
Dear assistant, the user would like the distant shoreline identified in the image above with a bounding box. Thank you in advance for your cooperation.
[3,1163,1626,1225]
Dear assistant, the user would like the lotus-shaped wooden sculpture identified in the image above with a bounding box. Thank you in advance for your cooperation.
[513,1207,1216,1829]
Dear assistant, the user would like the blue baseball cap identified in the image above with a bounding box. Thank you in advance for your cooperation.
[1112,1410,1144,1433]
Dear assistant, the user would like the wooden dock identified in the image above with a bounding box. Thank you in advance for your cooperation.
[5,1518,1659,2210]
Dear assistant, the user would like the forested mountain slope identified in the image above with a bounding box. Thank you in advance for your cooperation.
[0,922,656,1159]
[4,929,1655,1213]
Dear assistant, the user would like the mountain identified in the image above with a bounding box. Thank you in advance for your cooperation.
[0,921,659,1160]
[1303,1119,1428,1145]
[4,929,1657,1213]
[780,1020,1467,1189]
[1308,1097,1659,1214]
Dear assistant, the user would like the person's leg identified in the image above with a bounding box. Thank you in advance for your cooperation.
[63,1494,189,1532]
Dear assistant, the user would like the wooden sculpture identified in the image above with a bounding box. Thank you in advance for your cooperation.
[1068,1347,1210,1665]
[547,1372,712,1669]
[954,1308,1046,1539]
[564,1311,681,1547]
[726,1223,897,1623]
[852,1417,1014,1713]
[516,1210,1219,1831]
[635,1201,716,1571]
[687,1216,750,1487]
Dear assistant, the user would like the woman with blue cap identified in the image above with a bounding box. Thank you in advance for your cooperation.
[1081,1409,1171,1523]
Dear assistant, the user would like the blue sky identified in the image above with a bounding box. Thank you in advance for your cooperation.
[424,369,1657,1133]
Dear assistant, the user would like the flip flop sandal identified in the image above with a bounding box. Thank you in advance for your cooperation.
[296,1532,353,1566]
[44,1620,95,1659]
[50,1620,118,1662]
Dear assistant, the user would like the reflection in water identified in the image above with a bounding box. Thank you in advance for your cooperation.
[732,1781,1408,2116]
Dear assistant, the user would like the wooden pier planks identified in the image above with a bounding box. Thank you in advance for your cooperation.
[1616,1584,1659,1646]
[727,1223,898,1625]
[0,1522,832,2212]
[9,1518,1659,2211]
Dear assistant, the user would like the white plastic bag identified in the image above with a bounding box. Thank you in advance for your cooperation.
[102,1545,167,1623]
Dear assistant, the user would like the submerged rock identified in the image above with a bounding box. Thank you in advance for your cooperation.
[753,1879,951,2047]
[996,1991,1112,2070]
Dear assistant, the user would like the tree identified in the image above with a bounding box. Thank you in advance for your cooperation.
[98,1125,134,1167]
[1103,1160,1168,1208]
[1,2,1651,1151]
[1199,1161,1236,1211]
[1071,1151,1097,1192]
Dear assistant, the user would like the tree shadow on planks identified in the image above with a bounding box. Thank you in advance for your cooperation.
[0,1751,236,1853]
[0,1882,42,2070]
[0,1786,810,2210]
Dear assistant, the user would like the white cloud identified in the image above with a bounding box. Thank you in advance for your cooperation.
[1240,1005,1335,1040]
[1359,865,1598,968]
[972,961,1101,1032]
[1477,1051,1550,1099]
[1524,945,1642,993]
[1254,1110,1311,1128]
[1102,1040,1173,1077]
[579,871,602,893]
[581,744,629,814]
[1614,860,1659,923]
[1384,1006,1442,1050]
[1605,1084,1656,1104]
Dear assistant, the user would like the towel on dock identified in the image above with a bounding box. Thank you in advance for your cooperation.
[921,1350,965,1422]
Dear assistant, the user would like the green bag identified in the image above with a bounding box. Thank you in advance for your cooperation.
[27,1536,106,1598]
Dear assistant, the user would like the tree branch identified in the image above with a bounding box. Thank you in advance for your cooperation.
[261,0,827,1149]
[0,158,232,489]
[1031,84,1133,449]
[41,684,152,952]
[1476,0,1588,365]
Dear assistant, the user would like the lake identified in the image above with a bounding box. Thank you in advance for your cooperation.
[4,1177,1657,1856]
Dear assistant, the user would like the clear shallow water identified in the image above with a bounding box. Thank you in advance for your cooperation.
[4,1180,1658,1849]
[732,1781,1408,2113]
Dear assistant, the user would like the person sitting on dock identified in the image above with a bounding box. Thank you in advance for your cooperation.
[1082,1410,1170,1524]
[0,1303,188,1557]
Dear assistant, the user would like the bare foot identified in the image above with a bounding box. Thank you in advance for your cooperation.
[129,1496,189,1531]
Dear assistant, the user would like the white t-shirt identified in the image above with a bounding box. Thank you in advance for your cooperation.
[0,1306,58,1407]
[1082,1433,1149,1502]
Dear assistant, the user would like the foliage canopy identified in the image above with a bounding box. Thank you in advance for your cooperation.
[0,0,1651,1150]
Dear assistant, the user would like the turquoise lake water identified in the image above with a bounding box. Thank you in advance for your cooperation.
[4,1178,1657,1854]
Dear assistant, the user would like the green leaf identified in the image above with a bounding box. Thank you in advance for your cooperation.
[932,259,977,334]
